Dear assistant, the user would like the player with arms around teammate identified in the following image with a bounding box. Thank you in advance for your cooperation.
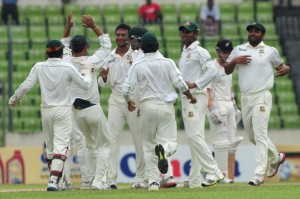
[61,12,112,190]
[98,23,147,189]
[178,22,224,188]
[8,40,92,191]
[123,32,197,191]
[206,40,243,183]
[224,22,290,186]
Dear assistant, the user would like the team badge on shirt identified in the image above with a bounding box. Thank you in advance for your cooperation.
[188,111,194,117]
[259,106,265,112]
[186,53,191,60]
[259,49,264,56]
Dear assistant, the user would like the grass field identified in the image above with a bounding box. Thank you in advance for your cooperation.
[1,182,300,199]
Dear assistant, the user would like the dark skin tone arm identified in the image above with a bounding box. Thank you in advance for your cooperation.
[223,55,252,75]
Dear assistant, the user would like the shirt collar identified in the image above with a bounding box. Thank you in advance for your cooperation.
[246,41,265,48]
[183,40,199,51]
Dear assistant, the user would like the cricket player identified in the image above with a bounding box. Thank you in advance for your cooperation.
[123,32,197,191]
[8,40,92,191]
[224,22,290,186]
[126,25,179,188]
[61,13,112,190]
[98,24,147,189]
[206,39,243,183]
[178,22,224,188]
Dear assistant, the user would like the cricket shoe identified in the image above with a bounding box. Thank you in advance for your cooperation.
[155,144,168,174]
[131,182,148,189]
[81,181,92,190]
[47,181,58,191]
[148,182,159,191]
[110,184,118,189]
[160,176,177,188]
[219,177,234,184]
[91,182,111,190]
[248,175,264,186]
[201,177,223,187]
[266,153,286,178]
[176,180,189,188]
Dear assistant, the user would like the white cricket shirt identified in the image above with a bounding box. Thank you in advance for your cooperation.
[179,40,217,94]
[210,59,232,101]
[13,58,91,107]
[227,41,283,94]
[61,34,111,104]
[123,51,188,103]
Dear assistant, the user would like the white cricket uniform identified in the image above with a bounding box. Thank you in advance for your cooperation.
[208,59,237,174]
[227,41,283,176]
[98,47,146,185]
[179,41,223,188]
[11,58,91,182]
[61,34,112,188]
[123,51,188,185]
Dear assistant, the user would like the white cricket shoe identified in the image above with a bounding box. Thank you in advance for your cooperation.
[248,175,264,186]
[91,182,111,190]
[267,153,286,178]
[160,176,177,188]
[81,181,91,190]
[131,182,148,189]
[47,181,58,191]
[148,182,159,191]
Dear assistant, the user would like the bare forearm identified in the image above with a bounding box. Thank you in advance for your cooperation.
[223,61,236,75]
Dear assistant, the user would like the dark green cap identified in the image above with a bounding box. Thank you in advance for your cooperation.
[246,22,266,33]
[46,40,64,52]
[70,35,88,52]
[179,22,200,32]
[128,25,148,39]
[141,32,158,52]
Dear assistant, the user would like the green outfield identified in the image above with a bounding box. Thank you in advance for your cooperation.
[0,182,300,199]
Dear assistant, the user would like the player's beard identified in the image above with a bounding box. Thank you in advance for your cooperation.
[248,35,262,46]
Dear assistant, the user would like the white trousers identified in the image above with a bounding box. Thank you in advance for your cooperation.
[107,93,146,184]
[68,116,89,183]
[241,90,278,176]
[72,104,111,188]
[41,106,71,177]
[182,94,222,187]
[140,101,177,185]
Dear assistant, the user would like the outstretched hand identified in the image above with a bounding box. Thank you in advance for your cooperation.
[82,15,96,29]
[67,12,73,28]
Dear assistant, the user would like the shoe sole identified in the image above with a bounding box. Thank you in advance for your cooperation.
[161,182,177,188]
[47,187,58,191]
[155,144,168,174]
[248,181,263,186]
[267,153,287,178]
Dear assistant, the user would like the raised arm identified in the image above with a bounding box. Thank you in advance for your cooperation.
[82,15,104,37]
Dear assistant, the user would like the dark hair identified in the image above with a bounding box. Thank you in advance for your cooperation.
[46,48,63,58]
[115,23,131,34]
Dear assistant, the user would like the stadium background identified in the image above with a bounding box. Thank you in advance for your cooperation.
[0,0,299,184]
